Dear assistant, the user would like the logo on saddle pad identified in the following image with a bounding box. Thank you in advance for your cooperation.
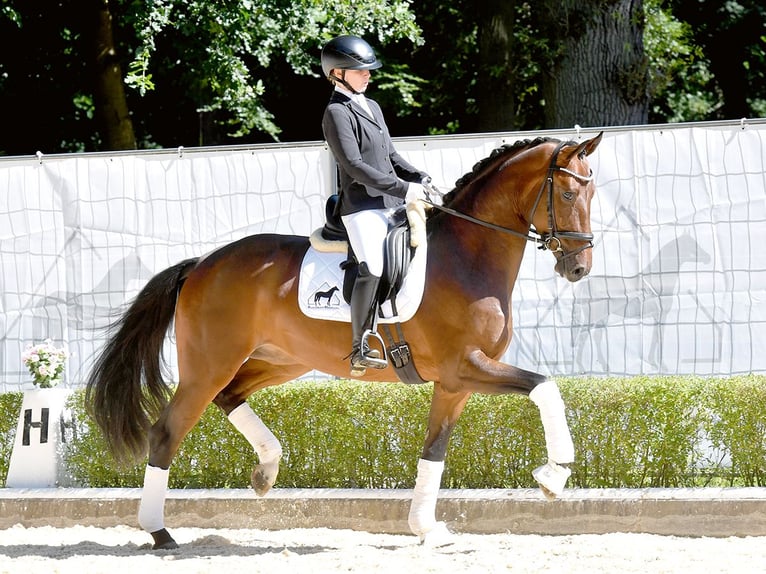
[311,285,341,308]
[298,245,427,323]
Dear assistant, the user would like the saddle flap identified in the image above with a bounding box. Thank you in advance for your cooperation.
[382,223,413,298]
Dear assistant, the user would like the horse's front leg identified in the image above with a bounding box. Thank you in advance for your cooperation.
[528,379,575,498]
[456,349,575,498]
[408,384,470,545]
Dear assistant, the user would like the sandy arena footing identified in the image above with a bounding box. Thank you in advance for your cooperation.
[1,487,765,537]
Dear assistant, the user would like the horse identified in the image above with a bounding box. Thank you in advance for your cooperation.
[313,285,340,306]
[85,132,604,550]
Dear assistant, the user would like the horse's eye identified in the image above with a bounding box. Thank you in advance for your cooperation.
[562,191,575,201]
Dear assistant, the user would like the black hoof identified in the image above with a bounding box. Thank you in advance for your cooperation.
[150,528,179,550]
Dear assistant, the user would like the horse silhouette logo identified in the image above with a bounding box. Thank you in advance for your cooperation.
[571,231,713,372]
[311,285,340,308]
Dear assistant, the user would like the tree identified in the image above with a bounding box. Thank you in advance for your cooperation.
[671,0,766,119]
[93,0,135,149]
[0,0,423,155]
[644,0,716,123]
[476,0,518,132]
[1,0,764,156]
[0,2,99,154]
[121,0,423,146]
[539,0,649,128]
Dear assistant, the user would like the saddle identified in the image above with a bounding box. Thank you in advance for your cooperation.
[317,194,426,385]
[319,194,414,305]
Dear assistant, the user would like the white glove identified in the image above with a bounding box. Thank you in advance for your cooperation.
[405,182,427,204]
[421,176,442,202]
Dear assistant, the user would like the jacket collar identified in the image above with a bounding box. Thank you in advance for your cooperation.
[329,90,380,126]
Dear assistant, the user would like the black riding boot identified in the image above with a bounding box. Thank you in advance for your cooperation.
[349,263,387,376]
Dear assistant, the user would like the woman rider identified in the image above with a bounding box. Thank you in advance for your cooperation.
[320,35,431,377]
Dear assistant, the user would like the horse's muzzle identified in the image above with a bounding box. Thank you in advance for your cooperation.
[555,252,591,282]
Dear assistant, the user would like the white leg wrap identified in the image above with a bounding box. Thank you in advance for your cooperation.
[529,381,574,464]
[228,402,282,463]
[407,458,445,540]
[138,465,169,533]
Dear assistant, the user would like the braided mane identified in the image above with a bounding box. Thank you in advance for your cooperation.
[440,136,557,207]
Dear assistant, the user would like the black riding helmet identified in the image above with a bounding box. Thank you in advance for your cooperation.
[321,35,382,85]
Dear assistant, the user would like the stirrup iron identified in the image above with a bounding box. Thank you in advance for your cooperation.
[350,330,388,376]
[360,329,387,368]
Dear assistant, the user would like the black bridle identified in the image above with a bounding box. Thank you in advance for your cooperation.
[426,140,595,260]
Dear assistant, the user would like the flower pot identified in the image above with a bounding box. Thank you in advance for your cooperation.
[5,387,74,488]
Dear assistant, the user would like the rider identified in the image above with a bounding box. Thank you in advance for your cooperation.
[320,34,431,377]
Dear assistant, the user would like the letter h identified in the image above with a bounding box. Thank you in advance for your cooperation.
[22,408,49,445]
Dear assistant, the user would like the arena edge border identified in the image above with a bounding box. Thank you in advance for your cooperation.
[1,487,765,537]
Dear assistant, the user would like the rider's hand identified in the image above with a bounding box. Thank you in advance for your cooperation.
[405,182,427,204]
[420,176,441,206]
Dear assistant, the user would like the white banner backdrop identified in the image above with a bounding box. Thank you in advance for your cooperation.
[1,122,765,391]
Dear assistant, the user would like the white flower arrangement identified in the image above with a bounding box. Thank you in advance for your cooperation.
[21,339,69,388]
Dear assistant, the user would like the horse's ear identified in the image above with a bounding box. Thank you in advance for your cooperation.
[582,131,604,157]
[567,131,604,161]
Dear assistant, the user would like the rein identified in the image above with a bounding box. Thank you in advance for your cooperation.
[426,140,594,259]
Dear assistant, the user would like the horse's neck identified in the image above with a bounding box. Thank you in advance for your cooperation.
[432,163,539,296]
[431,217,528,297]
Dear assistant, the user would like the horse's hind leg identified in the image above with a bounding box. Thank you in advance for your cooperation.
[213,359,308,496]
[227,402,283,496]
[139,385,222,549]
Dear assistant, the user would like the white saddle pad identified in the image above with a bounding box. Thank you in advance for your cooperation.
[298,243,427,323]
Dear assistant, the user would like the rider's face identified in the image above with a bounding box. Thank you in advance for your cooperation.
[338,69,370,93]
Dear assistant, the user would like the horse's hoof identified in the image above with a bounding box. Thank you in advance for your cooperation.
[251,460,279,496]
[532,460,571,500]
[419,522,454,547]
[150,528,179,550]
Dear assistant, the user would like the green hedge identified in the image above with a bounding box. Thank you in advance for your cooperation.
[0,392,22,486]
[1,376,765,489]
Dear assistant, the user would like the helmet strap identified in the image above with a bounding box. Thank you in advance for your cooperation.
[329,70,361,95]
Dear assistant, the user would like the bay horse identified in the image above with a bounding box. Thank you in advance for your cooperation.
[85,132,603,549]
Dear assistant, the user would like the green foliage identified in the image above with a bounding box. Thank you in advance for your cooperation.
[645,0,718,122]
[444,393,545,488]
[122,0,423,139]
[2,377,766,489]
[701,375,766,485]
[566,377,705,487]
[0,1,20,26]
[0,392,22,484]
[257,381,431,488]
[3,1,766,154]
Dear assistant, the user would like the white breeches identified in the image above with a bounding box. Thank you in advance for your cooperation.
[342,207,397,277]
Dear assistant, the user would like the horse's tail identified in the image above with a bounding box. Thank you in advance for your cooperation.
[85,257,199,465]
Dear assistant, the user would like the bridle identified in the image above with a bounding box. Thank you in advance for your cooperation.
[425,140,594,260]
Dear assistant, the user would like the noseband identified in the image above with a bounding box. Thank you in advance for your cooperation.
[427,140,594,259]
